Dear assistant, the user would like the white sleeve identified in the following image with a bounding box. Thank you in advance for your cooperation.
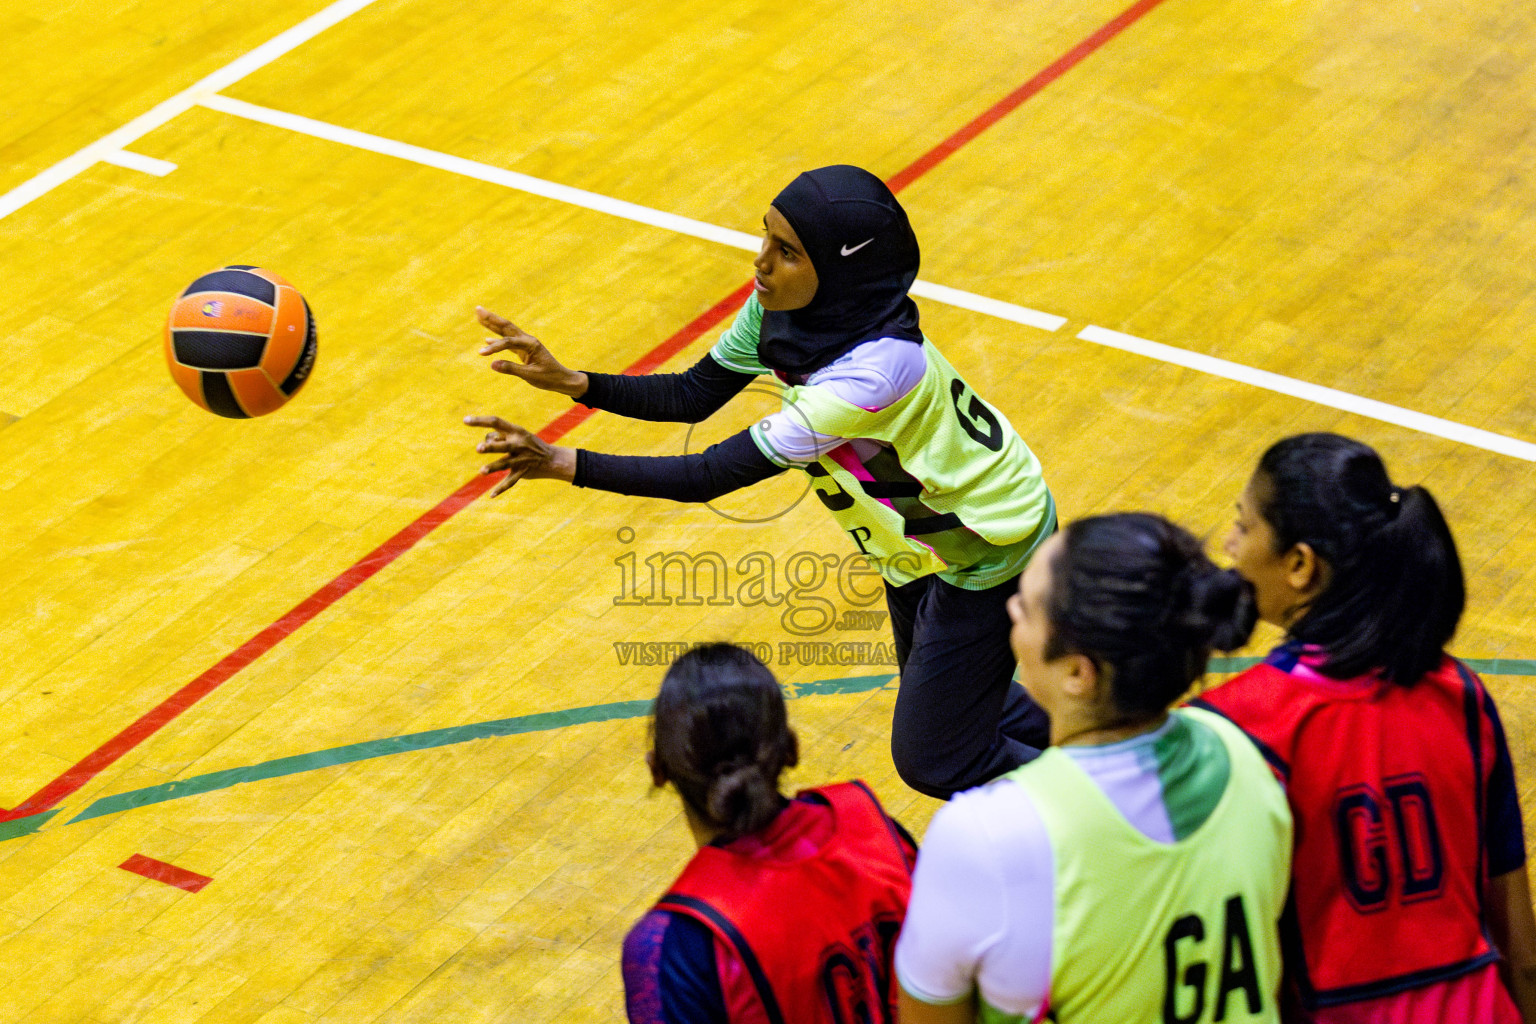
[748,337,926,468]
[748,411,843,469]
[894,784,1054,1016]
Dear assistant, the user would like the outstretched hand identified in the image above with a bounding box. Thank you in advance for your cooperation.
[464,415,576,497]
[476,307,588,398]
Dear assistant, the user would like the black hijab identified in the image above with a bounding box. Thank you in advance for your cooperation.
[757,165,923,378]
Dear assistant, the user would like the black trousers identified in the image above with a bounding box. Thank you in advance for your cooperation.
[884,572,1050,799]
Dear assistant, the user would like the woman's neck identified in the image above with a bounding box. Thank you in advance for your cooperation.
[681,795,791,848]
[683,804,726,848]
[1056,711,1169,748]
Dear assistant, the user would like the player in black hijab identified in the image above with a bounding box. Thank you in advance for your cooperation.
[464,166,1057,799]
[757,166,923,378]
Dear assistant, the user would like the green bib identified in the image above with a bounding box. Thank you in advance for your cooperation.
[1003,708,1292,1023]
[769,343,1053,587]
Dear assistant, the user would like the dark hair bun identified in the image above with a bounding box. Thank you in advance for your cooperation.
[1178,567,1259,653]
[1048,513,1259,719]
[706,759,783,837]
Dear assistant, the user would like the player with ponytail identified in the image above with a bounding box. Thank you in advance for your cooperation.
[623,643,915,1024]
[1195,432,1536,1022]
[898,513,1292,1023]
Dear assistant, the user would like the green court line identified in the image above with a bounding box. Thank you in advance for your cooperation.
[0,810,58,841]
[55,673,899,833]
[14,656,1534,843]
[68,700,654,826]
[1462,659,1536,677]
[794,673,899,697]
[1207,657,1261,673]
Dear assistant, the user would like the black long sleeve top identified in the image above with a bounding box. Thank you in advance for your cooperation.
[571,354,786,503]
[579,354,756,423]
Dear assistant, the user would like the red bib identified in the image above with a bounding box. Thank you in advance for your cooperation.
[657,781,913,1024]
[1199,656,1504,1008]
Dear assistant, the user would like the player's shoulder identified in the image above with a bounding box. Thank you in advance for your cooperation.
[804,337,927,409]
[812,335,926,376]
[934,775,1044,850]
[709,295,769,374]
[1194,662,1296,720]
[1188,665,1308,777]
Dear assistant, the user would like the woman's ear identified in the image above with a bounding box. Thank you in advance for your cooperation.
[646,749,667,788]
[1285,542,1328,598]
[1061,652,1101,702]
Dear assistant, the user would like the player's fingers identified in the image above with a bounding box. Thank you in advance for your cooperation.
[481,334,541,361]
[463,414,517,433]
[485,340,538,366]
[490,466,530,497]
[479,331,530,351]
[478,430,541,455]
[480,442,531,457]
[488,358,530,378]
[480,433,532,453]
[475,306,514,334]
[484,445,541,468]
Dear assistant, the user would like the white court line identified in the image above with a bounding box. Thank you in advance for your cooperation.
[195,96,1535,463]
[910,280,1066,332]
[201,95,1075,336]
[1079,326,1536,462]
[199,94,774,253]
[203,96,1536,463]
[15,68,1536,463]
[101,150,178,177]
[0,0,385,222]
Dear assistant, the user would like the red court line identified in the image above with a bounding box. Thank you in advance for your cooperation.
[886,0,1168,194]
[0,287,752,823]
[120,853,213,893]
[0,0,1165,824]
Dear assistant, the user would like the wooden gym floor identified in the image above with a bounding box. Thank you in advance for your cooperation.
[1,0,1534,1019]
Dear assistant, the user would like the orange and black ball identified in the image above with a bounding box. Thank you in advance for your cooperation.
[164,265,317,418]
